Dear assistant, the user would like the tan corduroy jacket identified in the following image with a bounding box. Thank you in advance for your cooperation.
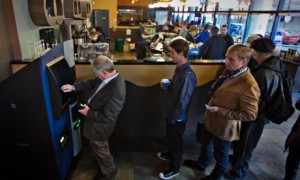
[205,69,260,141]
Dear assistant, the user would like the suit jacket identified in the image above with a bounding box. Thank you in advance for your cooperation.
[200,35,226,60]
[205,69,260,141]
[74,74,126,141]
[219,34,234,52]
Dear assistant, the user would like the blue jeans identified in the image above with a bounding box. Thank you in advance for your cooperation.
[284,147,300,180]
[211,136,232,179]
[231,120,266,178]
[198,127,232,179]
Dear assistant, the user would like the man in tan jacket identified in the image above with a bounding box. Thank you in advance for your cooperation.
[184,44,260,180]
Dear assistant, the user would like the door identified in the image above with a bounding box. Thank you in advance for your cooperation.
[92,10,109,38]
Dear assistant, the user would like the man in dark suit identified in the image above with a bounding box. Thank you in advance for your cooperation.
[199,26,226,60]
[219,25,234,53]
[61,55,126,180]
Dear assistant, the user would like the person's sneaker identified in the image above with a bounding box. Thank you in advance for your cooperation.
[184,159,205,171]
[157,152,170,161]
[158,169,179,179]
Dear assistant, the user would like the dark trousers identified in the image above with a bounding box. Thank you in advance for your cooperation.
[136,43,146,60]
[166,121,186,171]
[231,120,266,178]
[197,126,214,169]
[284,147,300,180]
[196,123,204,143]
[89,140,116,176]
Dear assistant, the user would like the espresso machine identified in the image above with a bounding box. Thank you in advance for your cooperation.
[73,25,88,56]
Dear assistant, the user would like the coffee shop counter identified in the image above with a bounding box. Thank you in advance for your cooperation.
[75,59,225,86]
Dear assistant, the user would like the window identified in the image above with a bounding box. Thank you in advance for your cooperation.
[251,0,280,11]
[118,9,144,26]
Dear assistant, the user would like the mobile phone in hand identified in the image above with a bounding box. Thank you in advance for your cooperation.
[205,104,211,109]
[78,103,85,110]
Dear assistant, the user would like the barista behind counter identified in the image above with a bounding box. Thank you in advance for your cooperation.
[136,20,154,60]
[146,35,201,62]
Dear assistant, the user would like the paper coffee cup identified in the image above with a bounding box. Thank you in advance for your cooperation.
[161,79,170,89]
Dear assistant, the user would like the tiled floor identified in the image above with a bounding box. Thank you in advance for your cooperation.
[68,93,300,180]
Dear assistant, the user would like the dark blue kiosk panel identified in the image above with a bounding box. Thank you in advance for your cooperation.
[0,44,79,180]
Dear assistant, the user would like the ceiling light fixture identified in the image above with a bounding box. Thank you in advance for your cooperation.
[149,0,185,9]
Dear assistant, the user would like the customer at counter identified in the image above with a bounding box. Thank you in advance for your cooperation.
[157,39,197,180]
[61,55,126,180]
[178,20,188,38]
[184,44,260,180]
[199,26,226,60]
[136,20,153,60]
[185,25,198,44]
[173,24,180,35]
[195,23,210,44]
[219,25,234,53]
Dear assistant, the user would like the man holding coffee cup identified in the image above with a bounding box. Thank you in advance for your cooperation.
[157,39,197,179]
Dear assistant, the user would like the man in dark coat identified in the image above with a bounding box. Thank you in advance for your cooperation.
[195,23,210,44]
[61,55,126,180]
[199,26,226,60]
[219,25,234,52]
[284,98,300,180]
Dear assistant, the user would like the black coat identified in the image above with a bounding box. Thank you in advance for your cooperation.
[251,56,282,122]
[285,99,300,149]
[200,35,226,60]
[219,34,234,52]
[185,33,195,43]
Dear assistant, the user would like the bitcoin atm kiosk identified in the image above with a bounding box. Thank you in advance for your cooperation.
[0,43,81,179]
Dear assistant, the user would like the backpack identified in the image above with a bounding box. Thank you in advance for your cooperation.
[264,63,295,124]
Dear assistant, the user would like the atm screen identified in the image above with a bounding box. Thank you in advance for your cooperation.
[46,56,75,119]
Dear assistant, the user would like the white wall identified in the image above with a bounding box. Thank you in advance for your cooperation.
[12,0,60,60]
